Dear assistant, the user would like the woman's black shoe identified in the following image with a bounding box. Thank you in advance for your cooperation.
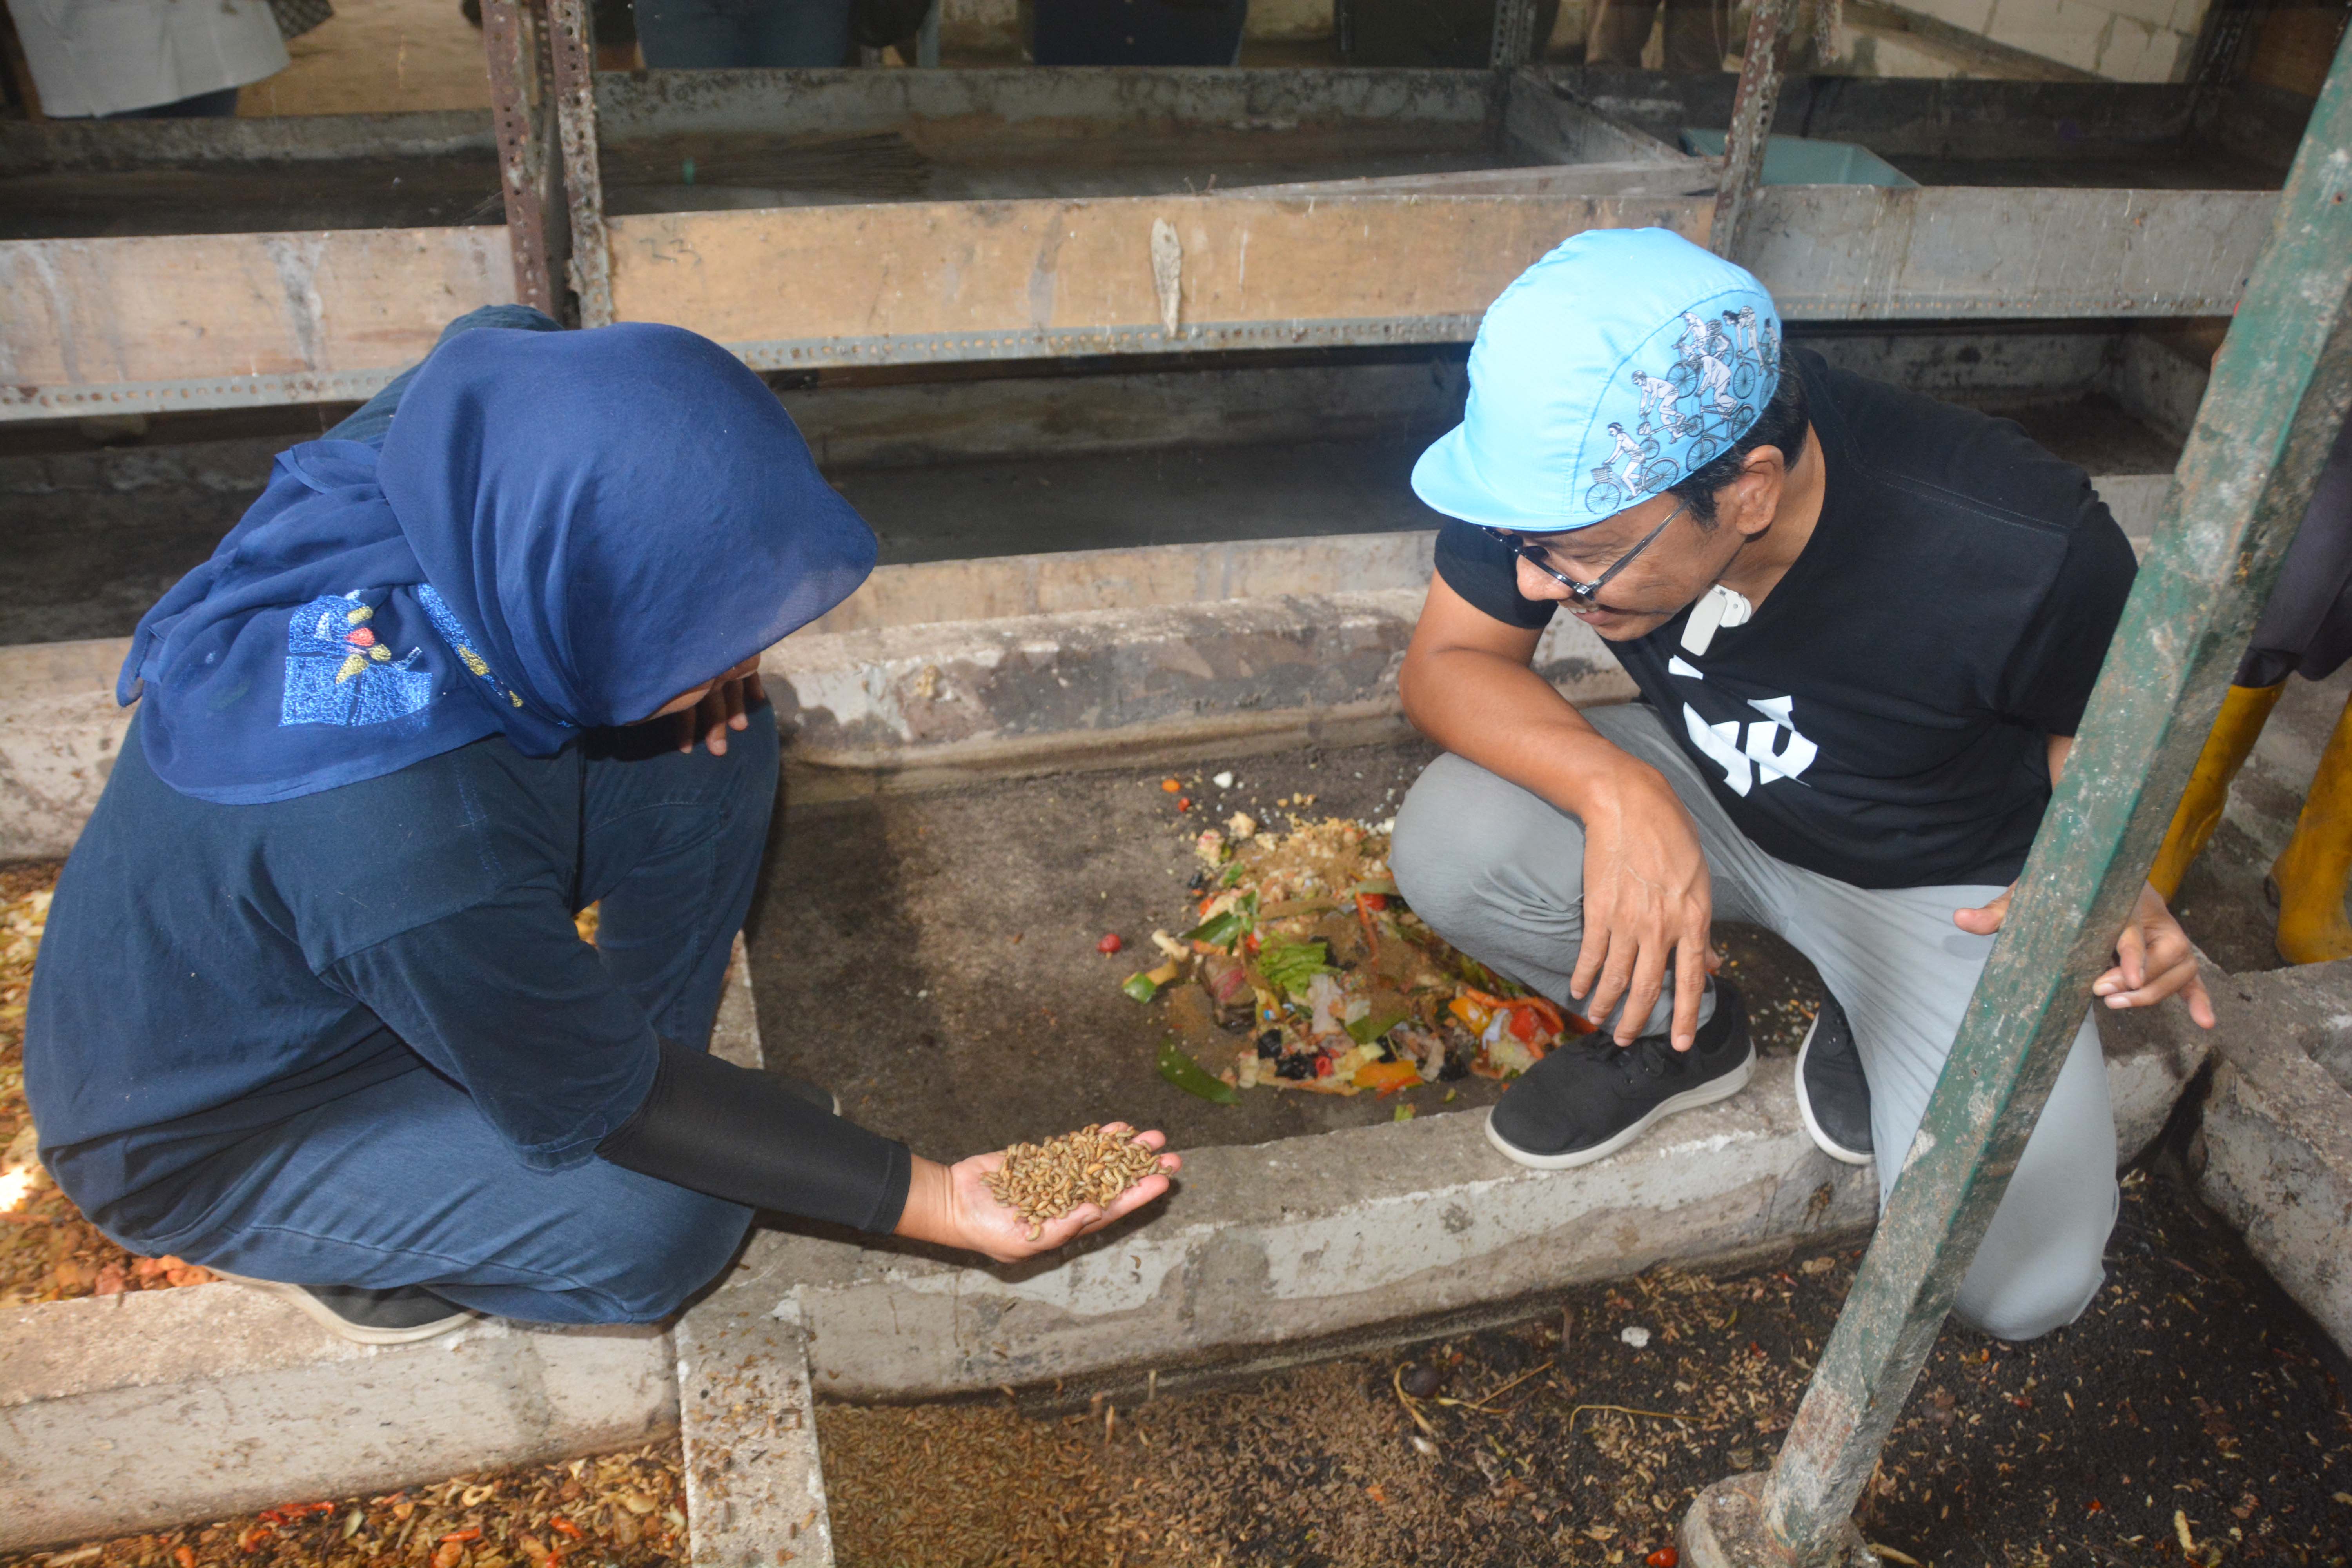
[217,1273,477,1345]
[1485,979,1755,1170]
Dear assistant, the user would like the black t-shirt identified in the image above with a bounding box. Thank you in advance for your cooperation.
[1432,349,2138,891]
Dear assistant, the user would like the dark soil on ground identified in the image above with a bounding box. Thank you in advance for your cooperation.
[819,1154,2352,1568]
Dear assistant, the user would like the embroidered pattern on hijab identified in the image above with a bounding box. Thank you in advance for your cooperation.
[120,323,878,804]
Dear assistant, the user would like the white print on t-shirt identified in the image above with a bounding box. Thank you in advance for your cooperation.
[1682,695,1819,797]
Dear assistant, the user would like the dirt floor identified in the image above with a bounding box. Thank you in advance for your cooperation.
[0,1443,686,1568]
[817,1156,2352,1568]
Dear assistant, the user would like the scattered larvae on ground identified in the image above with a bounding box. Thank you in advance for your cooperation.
[983,1125,1164,1237]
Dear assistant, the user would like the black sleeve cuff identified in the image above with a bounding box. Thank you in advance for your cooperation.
[595,1038,911,1234]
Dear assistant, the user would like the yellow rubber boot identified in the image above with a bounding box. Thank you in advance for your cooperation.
[2148,682,2286,902]
[2275,689,2352,965]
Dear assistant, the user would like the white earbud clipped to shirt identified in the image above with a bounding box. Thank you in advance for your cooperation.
[1679,583,1753,657]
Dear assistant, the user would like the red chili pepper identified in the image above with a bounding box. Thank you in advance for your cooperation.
[1357,891,1388,911]
[175,1547,198,1568]
[1519,995,1567,1036]
[1176,797,1192,812]
[1314,1055,1334,1078]
[1646,1549,1680,1568]
[1244,931,1261,955]
[549,1519,584,1541]
[1508,1006,1541,1044]
[442,1529,483,1544]
[238,1526,274,1552]
[1096,933,1123,955]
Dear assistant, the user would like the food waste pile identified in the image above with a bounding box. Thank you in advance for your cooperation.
[1115,786,1594,1108]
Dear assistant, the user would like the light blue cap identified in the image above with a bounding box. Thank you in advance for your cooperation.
[1412,228,1783,532]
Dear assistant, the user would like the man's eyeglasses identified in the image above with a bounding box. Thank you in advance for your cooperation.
[1485,499,1689,604]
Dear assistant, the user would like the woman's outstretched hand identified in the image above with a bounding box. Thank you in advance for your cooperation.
[894,1125,1180,1264]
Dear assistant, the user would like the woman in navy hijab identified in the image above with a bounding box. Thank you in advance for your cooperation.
[23,309,1175,1343]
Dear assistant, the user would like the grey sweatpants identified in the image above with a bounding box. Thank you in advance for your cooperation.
[1390,703,2118,1342]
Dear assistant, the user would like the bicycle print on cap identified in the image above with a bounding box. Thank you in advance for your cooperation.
[1586,303,1781,517]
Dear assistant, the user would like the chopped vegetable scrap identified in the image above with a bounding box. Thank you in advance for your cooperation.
[1118,817,1592,1096]
[983,1125,1168,1239]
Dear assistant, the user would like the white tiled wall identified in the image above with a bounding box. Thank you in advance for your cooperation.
[937,0,2204,79]
[1980,0,2206,78]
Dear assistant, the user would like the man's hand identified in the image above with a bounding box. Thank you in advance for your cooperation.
[677,670,764,757]
[1574,763,1716,1050]
[1953,882,2216,1028]
[895,1125,1180,1264]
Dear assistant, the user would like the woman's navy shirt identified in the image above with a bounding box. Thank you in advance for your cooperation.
[25,715,662,1231]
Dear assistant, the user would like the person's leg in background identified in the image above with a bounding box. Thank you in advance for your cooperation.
[1657,0,1726,70]
[1782,878,2118,1341]
[325,305,564,449]
[636,0,760,67]
[744,0,854,65]
[1584,0,1661,65]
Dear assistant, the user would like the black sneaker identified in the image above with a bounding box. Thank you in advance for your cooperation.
[1794,993,1873,1166]
[1485,979,1755,1169]
[217,1272,477,1346]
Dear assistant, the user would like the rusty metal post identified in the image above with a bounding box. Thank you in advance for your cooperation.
[548,0,613,328]
[1490,0,1545,67]
[482,0,565,317]
[1709,0,1792,260]
[1679,25,2352,1568]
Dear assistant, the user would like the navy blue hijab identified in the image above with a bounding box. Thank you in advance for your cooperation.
[121,324,877,804]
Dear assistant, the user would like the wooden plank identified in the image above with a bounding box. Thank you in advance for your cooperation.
[0,228,512,416]
[604,193,1713,365]
[0,182,2270,419]
[1749,184,2274,319]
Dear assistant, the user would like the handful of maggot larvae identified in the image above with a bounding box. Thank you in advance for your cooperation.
[983,1125,1166,1238]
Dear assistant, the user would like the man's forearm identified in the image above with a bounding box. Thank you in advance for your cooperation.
[1401,644,1665,817]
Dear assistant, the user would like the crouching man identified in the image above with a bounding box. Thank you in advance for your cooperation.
[1387,229,2213,1341]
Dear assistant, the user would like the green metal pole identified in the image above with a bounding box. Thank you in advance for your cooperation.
[1681,28,2352,1568]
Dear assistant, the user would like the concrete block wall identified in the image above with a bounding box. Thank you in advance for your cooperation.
[1891,0,2210,80]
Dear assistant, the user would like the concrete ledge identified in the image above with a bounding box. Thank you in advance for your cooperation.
[2194,959,2352,1356]
[720,1027,2196,1406]
[0,963,2206,1549]
[0,576,1634,858]
[729,1060,1872,1404]
[678,1298,833,1568]
[0,1287,676,1551]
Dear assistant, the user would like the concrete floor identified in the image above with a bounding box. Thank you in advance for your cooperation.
[743,739,1499,1157]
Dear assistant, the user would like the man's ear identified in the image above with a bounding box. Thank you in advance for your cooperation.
[1724,445,1788,538]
